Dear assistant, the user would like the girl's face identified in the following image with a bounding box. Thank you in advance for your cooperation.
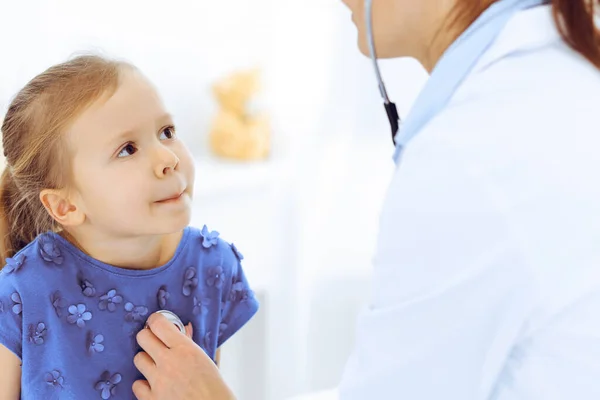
[66,69,195,238]
[341,0,457,65]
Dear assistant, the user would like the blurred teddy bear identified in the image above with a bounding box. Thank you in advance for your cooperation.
[209,68,271,161]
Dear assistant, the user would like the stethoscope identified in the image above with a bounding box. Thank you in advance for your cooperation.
[365,0,401,146]
[143,2,400,336]
[143,1,394,339]
[145,310,186,334]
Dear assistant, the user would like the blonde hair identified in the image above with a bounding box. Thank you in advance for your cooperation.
[0,55,129,264]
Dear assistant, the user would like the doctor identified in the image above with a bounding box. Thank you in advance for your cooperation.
[134,0,600,399]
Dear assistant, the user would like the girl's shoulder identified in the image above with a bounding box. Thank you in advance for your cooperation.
[186,224,244,268]
[0,232,69,300]
[182,225,247,296]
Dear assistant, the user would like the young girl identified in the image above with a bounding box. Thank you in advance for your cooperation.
[0,55,259,399]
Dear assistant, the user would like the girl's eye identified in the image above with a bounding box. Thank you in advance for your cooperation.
[159,126,176,140]
[117,143,138,158]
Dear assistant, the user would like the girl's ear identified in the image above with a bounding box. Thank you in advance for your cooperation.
[40,189,85,227]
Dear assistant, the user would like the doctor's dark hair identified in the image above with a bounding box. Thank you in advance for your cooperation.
[0,55,129,266]
[550,0,600,69]
[454,0,600,70]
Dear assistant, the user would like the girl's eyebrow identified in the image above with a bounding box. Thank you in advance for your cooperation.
[156,113,174,126]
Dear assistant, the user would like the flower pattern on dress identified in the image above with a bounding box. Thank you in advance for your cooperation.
[203,331,213,349]
[193,296,211,316]
[67,304,92,328]
[200,225,220,248]
[50,291,68,318]
[231,281,254,303]
[229,281,246,302]
[239,289,254,303]
[39,235,63,265]
[80,279,96,297]
[10,292,22,315]
[124,302,148,323]
[45,370,64,388]
[87,331,105,354]
[28,322,47,345]
[95,371,122,400]
[98,290,122,312]
[218,322,228,339]
[182,267,198,296]
[4,253,26,274]
[206,266,225,289]
[230,243,244,261]
[157,285,170,308]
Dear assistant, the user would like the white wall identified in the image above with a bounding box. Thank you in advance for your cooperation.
[0,1,428,398]
[0,0,346,157]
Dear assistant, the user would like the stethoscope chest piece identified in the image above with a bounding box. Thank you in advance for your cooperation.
[145,310,186,334]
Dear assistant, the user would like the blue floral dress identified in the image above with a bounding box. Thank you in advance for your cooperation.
[0,225,259,399]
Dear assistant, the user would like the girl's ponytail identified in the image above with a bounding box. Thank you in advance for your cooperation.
[0,166,33,263]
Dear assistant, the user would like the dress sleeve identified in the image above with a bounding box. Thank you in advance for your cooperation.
[0,271,23,360]
[216,241,260,347]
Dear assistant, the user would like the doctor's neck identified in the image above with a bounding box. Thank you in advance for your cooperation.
[414,1,497,72]
[419,27,462,73]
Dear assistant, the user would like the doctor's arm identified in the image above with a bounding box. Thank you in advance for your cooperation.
[339,142,535,398]
[341,244,533,399]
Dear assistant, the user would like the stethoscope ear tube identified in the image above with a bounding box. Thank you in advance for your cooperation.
[365,0,401,145]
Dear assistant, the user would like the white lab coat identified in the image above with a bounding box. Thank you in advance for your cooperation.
[339,5,600,400]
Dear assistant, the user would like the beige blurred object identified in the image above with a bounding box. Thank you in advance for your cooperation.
[209,68,271,161]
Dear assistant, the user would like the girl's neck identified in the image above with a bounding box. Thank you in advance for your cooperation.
[60,228,184,270]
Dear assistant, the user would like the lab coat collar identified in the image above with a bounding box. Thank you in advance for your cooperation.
[474,4,561,74]
[391,0,549,165]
